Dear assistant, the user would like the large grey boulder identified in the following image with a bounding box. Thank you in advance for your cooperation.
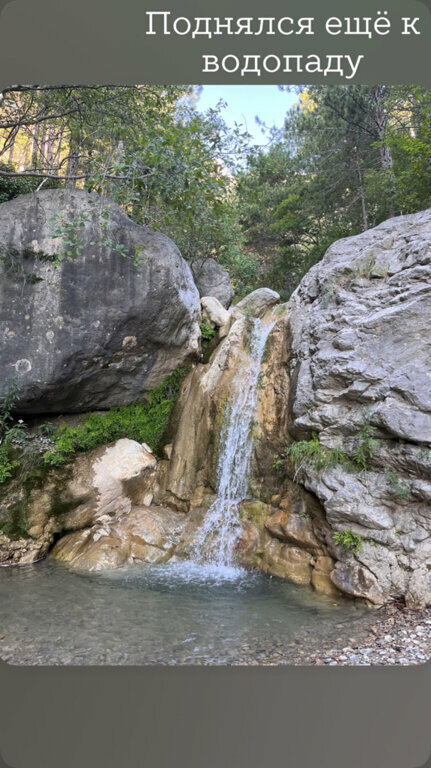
[0,189,201,413]
[286,208,431,607]
[191,257,234,308]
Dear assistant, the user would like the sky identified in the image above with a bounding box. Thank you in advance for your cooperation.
[197,85,299,146]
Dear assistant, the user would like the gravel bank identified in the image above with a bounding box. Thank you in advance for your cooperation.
[297,604,431,666]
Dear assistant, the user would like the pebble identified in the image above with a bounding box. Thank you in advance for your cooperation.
[1,601,429,667]
[301,606,431,667]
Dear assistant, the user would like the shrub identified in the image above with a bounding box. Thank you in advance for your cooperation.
[199,322,216,343]
[43,366,189,466]
[286,433,351,471]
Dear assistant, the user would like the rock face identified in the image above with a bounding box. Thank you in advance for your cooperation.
[0,189,201,413]
[285,209,431,607]
[191,257,234,308]
[0,438,158,565]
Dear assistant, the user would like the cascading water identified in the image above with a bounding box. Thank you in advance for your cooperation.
[191,315,276,570]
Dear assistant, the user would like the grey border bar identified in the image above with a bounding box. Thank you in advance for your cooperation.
[0,0,429,766]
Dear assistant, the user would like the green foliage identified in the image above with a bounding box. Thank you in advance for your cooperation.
[285,421,379,476]
[352,420,378,471]
[199,322,216,342]
[0,379,28,484]
[43,367,189,466]
[38,422,55,437]
[273,451,288,476]
[0,86,247,293]
[50,210,89,264]
[236,85,431,297]
[0,377,20,434]
[286,433,351,472]
[333,529,363,555]
[386,470,410,499]
[49,204,147,267]
[199,322,217,361]
[0,162,60,204]
[3,83,431,309]
[0,440,21,484]
[0,425,30,485]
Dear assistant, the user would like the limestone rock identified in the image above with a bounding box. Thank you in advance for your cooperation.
[52,505,187,571]
[200,296,230,328]
[330,561,385,605]
[52,529,130,571]
[285,208,431,607]
[0,189,201,413]
[310,555,340,597]
[164,317,249,503]
[234,288,280,318]
[0,438,158,564]
[191,257,234,308]
[265,509,322,551]
[261,539,313,584]
[60,438,158,531]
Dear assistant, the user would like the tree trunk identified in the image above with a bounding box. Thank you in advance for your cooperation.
[373,86,396,217]
[356,162,368,230]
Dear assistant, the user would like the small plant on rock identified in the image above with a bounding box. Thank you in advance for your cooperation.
[319,280,339,308]
[352,417,379,471]
[199,322,216,343]
[0,379,26,484]
[286,433,351,476]
[386,470,410,499]
[333,529,363,555]
[199,322,217,358]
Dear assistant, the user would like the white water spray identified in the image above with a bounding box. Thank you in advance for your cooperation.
[191,316,275,569]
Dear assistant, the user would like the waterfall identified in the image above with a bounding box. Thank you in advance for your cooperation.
[191,316,275,569]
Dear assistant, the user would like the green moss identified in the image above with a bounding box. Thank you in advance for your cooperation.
[251,550,264,566]
[261,337,272,364]
[240,501,269,528]
[0,499,30,540]
[43,366,190,466]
